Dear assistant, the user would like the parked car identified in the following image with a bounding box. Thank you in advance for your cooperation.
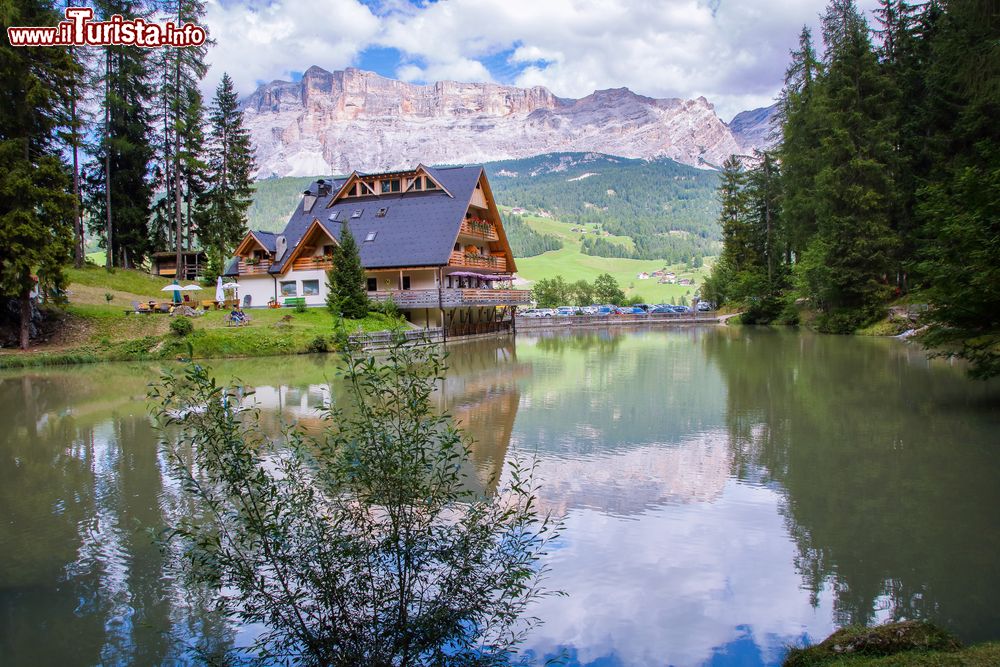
[649,305,675,315]
[556,306,578,316]
[594,306,614,316]
[615,306,646,315]
[697,301,715,312]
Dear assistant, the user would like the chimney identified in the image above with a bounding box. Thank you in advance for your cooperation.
[316,178,331,196]
[302,188,317,213]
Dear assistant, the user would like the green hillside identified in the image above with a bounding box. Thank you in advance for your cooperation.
[508,209,712,304]
[485,152,722,263]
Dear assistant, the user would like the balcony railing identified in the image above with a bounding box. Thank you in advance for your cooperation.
[292,256,334,271]
[449,251,507,272]
[238,258,272,274]
[458,219,499,241]
[369,288,530,308]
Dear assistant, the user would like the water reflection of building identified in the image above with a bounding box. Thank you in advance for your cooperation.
[238,339,527,496]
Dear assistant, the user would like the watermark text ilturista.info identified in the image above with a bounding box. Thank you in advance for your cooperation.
[7,7,206,48]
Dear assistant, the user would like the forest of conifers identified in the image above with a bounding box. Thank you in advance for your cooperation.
[702,0,999,378]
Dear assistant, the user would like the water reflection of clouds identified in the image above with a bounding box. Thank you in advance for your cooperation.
[522,480,837,667]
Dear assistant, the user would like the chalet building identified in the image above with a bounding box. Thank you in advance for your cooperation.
[225,164,530,336]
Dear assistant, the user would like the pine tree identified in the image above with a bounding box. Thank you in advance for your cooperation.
[326,227,369,319]
[716,155,750,273]
[153,0,210,268]
[180,86,209,253]
[778,26,823,260]
[0,0,76,349]
[805,0,898,332]
[916,0,1000,378]
[203,73,256,271]
[85,0,156,269]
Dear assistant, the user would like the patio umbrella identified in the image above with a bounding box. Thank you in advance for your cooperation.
[215,276,224,303]
[180,284,202,291]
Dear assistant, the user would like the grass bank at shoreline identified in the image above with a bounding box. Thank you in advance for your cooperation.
[784,622,1000,667]
[0,266,401,369]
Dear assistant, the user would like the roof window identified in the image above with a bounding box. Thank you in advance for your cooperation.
[351,209,363,219]
[365,231,377,242]
[376,207,388,218]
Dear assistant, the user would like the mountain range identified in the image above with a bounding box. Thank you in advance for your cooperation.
[241,66,777,178]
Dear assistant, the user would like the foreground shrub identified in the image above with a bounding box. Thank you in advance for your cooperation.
[150,334,559,665]
[169,317,193,336]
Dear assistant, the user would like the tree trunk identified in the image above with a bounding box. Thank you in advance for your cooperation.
[174,58,183,275]
[104,50,113,270]
[70,49,84,269]
[19,289,31,351]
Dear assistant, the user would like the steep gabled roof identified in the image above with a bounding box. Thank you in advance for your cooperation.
[267,165,487,272]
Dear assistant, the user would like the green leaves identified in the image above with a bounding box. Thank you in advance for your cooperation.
[151,335,559,664]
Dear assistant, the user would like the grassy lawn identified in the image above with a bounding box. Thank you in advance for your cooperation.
[507,210,713,304]
[1,266,404,368]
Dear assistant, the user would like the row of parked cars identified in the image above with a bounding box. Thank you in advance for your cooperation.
[520,302,715,318]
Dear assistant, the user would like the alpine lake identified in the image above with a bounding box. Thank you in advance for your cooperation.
[1,326,998,666]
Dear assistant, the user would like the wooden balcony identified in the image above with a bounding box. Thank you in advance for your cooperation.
[292,256,334,271]
[369,288,530,309]
[238,259,272,275]
[458,219,499,241]
[449,251,507,272]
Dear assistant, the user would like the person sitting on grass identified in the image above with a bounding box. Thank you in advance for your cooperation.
[229,305,245,325]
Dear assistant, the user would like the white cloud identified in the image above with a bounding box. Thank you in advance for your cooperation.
[203,0,884,119]
[202,0,380,97]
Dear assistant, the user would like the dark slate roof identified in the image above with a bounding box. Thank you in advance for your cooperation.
[223,257,240,277]
[252,231,277,252]
[262,166,484,273]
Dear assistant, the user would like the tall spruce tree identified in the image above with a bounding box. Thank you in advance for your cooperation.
[916,0,1000,378]
[203,73,256,275]
[804,0,897,332]
[0,0,76,349]
[778,26,823,261]
[326,227,369,319]
[85,0,156,269]
[153,0,209,267]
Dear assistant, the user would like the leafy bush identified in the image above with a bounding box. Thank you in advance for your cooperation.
[169,317,193,336]
[306,335,328,353]
[150,336,560,665]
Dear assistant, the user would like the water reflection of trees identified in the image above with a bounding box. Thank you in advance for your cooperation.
[702,328,1000,642]
[0,373,234,665]
[528,328,625,355]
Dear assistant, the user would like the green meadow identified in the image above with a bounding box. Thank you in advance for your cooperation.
[507,210,713,304]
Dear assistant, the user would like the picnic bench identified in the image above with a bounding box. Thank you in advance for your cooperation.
[284,297,306,308]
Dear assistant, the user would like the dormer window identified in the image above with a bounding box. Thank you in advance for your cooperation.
[351,209,363,219]
[410,177,424,191]
[381,179,400,194]
[376,207,388,218]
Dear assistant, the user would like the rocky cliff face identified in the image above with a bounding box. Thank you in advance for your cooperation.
[727,103,780,153]
[243,66,764,178]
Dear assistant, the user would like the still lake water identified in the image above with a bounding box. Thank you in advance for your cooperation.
[1,327,998,666]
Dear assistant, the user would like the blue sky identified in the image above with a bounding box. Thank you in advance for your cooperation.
[204,0,881,120]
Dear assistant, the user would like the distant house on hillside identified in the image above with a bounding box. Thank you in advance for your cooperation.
[225,164,529,337]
